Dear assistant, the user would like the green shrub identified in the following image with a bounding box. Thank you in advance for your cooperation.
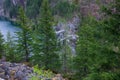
[84,72,120,80]
[30,65,54,80]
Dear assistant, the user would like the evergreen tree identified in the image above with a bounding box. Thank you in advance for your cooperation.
[32,0,61,71]
[5,32,17,62]
[0,31,4,59]
[103,0,120,47]
[16,7,31,62]
[73,17,102,79]
[74,0,120,79]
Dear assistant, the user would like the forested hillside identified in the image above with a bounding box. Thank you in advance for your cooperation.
[0,0,120,80]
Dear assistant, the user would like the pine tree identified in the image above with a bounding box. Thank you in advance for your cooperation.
[32,0,61,71]
[103,0,120,46]
[74,0,120,79]
[5,32,17,62]
[73,17,101,79]
[16,7,31,62]
[0,31,4,59]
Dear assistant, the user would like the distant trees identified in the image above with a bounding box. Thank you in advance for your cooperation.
[0,31,4,59]
[53,0,76,17]
[3,0,77,19]
[32,0,61,71]
[26,0,43,18]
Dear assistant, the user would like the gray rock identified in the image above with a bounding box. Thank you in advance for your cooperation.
[0,78,4,80]
[0,68,4,72]
[0,61,33,80]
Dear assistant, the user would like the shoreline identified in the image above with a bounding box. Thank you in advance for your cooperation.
[0,16,18,26]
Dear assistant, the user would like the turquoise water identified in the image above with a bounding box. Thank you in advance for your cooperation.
[0,20,19,39]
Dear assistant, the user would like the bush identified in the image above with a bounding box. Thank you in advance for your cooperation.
[84,72,120,80]
[30,65,54,80]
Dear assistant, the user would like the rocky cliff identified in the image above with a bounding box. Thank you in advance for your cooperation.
[0,0,26,19]
[0,0,5,17]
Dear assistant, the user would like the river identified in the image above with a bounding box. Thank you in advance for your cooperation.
[0,20,19,39]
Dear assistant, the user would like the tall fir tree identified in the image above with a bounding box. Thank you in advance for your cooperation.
[103,0,120,47]
[5,32,17,62]
[32,0,61,71]
[73,17,102,80]
[16,7,31,62]
[0,31,4,59]
[74,0,120,79]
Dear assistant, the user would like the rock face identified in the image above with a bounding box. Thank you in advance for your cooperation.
[0,0,5,17]
[0,61,65,80]
[0,0,26,19]
[55,16,80,55]
[0,61,33,80]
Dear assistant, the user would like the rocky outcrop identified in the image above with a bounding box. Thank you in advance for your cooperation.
[0,0,26,19]
[0,61,33,80]
[0,61,65,80]
[55,15,80,55]
[0,0,5,17]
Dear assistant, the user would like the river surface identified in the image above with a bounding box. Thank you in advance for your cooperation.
[0,20,19,39]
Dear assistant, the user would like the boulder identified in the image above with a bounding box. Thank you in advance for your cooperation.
[0,61,33,80]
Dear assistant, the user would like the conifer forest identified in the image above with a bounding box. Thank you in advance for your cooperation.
[0,0,120,80]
